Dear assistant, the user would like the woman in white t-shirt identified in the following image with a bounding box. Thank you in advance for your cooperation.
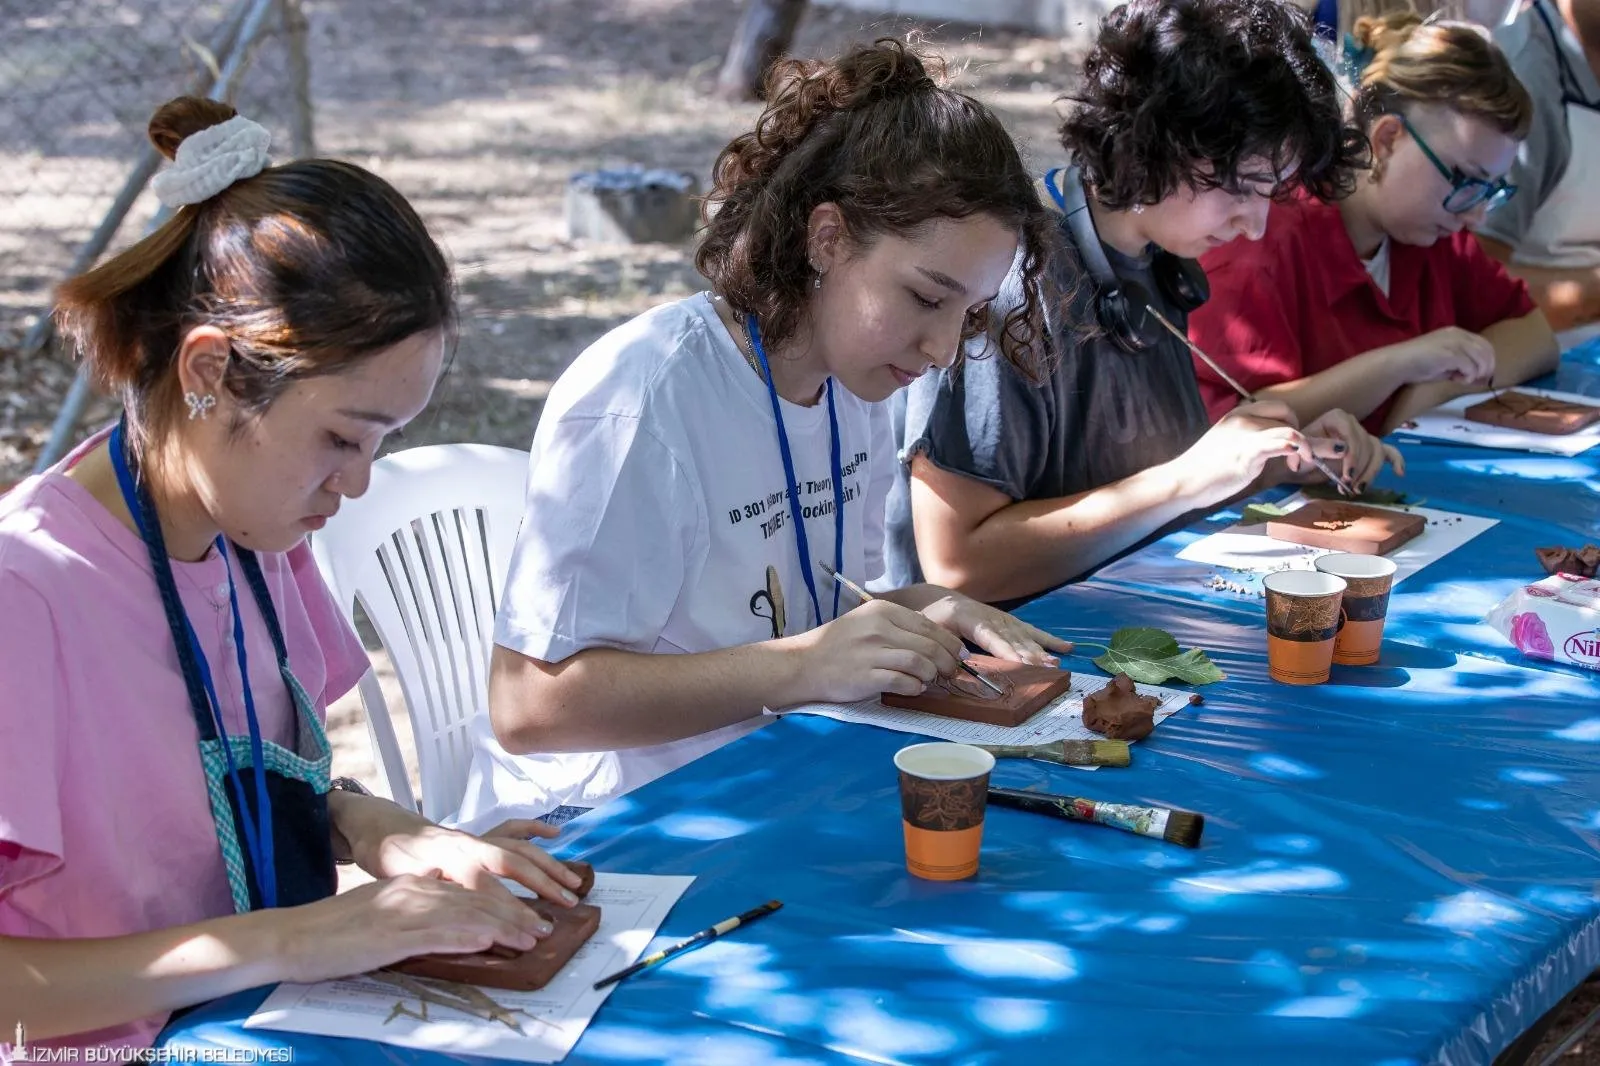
[457,39,1070,828]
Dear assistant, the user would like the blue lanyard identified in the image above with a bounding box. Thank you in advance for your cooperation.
[108,422,279,909]
[1043,168,1070,213]
[747,318,845,627]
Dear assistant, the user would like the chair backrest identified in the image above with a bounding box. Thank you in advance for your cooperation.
[311,443,529,822]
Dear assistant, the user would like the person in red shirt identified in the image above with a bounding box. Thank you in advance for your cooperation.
[1190,12,1560,435]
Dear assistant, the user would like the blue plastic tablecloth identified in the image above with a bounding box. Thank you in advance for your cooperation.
[1094,360,1598,673]
[1091,440,1596,673]
[160,581,1600,1066]
[157,345,1600,1065]
[1562,335,1600,375]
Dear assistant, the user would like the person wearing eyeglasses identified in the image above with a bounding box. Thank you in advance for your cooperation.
[1187,12,1559,435]
[1477,0,1600,343]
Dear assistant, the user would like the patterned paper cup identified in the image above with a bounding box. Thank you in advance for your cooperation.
[1263,570,1348,685]
[894,742,994,881]
[1315,553,1398,666]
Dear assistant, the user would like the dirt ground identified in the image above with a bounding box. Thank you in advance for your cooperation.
[2,0,1594,1059]
[1530,981,1600,1065]
[0,0,1092,482]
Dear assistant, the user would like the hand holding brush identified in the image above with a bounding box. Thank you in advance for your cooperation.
[818,560,1006,695]
[1146,305,1358,496]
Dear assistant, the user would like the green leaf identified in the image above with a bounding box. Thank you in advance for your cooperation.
[1238,501,1291,525]
[1092,627,1228,686]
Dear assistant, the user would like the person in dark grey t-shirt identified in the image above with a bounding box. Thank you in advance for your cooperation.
[881,0,1401,604]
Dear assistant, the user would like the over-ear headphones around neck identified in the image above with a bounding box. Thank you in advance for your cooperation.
[1045,166,1210,354]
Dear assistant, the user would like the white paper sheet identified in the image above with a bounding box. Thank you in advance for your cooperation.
[1175,493,1496,585]
[778,673,1193,765]
[245,873,694,1063]
[1393,386,1600,456]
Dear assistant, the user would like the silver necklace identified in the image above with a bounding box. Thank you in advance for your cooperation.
[736,317,766,380]
[711,294,767,381]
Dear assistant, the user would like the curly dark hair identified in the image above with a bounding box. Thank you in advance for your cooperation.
[695,38,1057,381]
[1060,0,1370,210]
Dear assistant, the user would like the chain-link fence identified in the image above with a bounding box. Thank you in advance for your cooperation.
[0,0,313,478]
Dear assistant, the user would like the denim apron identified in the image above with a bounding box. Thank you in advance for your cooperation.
[110,420,337,912]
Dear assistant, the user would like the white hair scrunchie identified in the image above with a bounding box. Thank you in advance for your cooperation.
[150,115,272,208]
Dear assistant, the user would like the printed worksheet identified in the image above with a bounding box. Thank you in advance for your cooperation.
[779,673,1191,764]
[1394,386,1600,456]
[1176,493,1496,586]
[246,874,694,1063]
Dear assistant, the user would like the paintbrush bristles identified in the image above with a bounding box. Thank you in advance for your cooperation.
[1080,740,1132,768]
[1162,810,1205,849]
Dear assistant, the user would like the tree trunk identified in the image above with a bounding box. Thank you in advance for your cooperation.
[715,0,809,102]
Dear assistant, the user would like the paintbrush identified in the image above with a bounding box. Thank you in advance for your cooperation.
[592,900,783,990]
[978,739,1131,768]
[817,560,1006,697]
[986,786,1205,848]
[1145,304,1354,496]
[1145,303,1256,404]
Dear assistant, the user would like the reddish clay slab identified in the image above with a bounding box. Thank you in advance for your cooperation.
[883,655,1073,727]
[386,861,599,992]
[1464,391,1600,436]
[1266,500,1425,556]
[1081,673,1158,740]
[389,900,601,991]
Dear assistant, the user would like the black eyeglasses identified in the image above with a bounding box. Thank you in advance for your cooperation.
[1399,114,1518,214]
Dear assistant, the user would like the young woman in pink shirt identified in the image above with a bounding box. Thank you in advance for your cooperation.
[0,97,583,1052]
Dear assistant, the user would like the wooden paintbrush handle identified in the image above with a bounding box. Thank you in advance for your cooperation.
[978,741,1130,768]
[978,744,1037,758]
[987,787,1085,823]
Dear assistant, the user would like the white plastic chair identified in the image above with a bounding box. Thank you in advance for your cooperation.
[311,443,529,822]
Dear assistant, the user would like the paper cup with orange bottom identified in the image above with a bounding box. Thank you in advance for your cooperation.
[1264,570,1347,685]
[1314,553,1398,666]
[895,742,993,881]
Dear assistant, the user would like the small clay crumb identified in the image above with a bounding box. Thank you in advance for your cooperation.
[1538,544,1600,578]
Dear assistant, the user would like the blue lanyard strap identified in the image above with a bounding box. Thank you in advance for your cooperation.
[746,318,845,626]
[108,420,282,909]
[1043,167,1069,213]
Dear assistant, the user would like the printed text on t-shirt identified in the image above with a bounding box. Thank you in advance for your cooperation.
[726,451,869,540]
